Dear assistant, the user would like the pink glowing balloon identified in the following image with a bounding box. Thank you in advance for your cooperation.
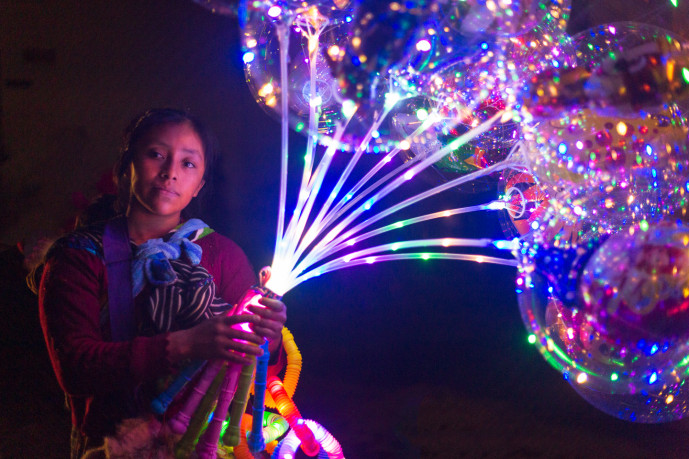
[579,221,689,346]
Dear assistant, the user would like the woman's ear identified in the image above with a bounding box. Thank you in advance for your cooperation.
[193,180,206,198]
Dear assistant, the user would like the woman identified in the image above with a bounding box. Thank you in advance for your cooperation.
[38,109,287,457]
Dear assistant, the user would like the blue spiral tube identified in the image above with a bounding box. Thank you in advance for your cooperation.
[248,340,270,453]
[151,359,205,415]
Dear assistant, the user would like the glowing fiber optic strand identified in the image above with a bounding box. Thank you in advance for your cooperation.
[267,108,522,295]
[278,104,439,274]
[288,9,332,231]
[284,149,524,292]
[293,250,519,287]
[275,79,418,271]
[274,19,292,263]
[330,202,507,251]
[292,98,503,257]
[284,203,518,291]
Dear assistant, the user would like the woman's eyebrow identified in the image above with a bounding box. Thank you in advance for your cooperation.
[148,141,202,157]
[182,148,203,157]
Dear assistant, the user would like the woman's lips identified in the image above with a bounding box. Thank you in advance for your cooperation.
[153,186,179,197]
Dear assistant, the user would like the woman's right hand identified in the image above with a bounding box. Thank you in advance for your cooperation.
[167,313,265,365]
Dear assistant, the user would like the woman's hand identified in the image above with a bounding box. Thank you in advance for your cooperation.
[167,313,265,365]
[249,297,287,354]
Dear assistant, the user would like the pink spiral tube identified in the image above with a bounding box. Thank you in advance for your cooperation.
[195,362,243,458]
[267,376,320,457]
[167,359,223,435]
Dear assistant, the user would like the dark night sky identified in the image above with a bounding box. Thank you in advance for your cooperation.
[2,0,689,457]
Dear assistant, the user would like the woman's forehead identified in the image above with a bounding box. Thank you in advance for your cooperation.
[138,122,205,155]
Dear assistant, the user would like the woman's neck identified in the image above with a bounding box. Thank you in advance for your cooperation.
[126,207,182,245]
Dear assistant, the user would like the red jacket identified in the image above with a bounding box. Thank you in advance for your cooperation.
[39,226,282,440]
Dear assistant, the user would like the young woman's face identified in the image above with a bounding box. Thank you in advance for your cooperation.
[129,121,206,220]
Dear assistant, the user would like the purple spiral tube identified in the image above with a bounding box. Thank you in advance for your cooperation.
[151,359,205,415]
[195,360,243,458]
[173,365,227,459]
[168,359,223,435]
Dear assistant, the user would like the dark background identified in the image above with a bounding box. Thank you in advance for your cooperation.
[2,1,689,457]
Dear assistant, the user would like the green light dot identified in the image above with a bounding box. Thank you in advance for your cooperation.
[682,67,689,84]
[295,122,304,132]
[611,373,619,381]
[640,220,649,232]
[528,334,537,344]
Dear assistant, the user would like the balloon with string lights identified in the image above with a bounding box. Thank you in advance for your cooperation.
[240,0,360,144]
[522,22,689,119]
[330,0,434,104]
[393,92,520,192]
[517,263,689,423]
[516,136,689,420]
[520,22,689,199]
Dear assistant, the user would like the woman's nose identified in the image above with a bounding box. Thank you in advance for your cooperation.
[160,160,178,180]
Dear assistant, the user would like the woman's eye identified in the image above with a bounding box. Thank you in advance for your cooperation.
[184,161,196,168]
[147,150,164,159]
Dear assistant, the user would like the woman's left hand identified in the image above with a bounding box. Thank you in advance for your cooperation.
[248,297,287,352]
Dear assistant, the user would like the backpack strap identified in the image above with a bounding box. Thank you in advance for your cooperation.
[103,216,135,341]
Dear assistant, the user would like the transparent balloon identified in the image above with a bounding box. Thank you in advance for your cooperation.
[521,22,689,196]
[522,22,689,119]
[499,10,576,94]
[516,159,689,424]
[517,271,689,422]
[523,105,689,193]
[241,0,382,149]
[391,94,519,192]
[571,22,689,118]
[580,221,689,347]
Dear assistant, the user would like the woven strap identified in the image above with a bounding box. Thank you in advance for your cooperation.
[103,216,135,341]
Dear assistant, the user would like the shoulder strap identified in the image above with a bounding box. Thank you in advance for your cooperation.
[103,216,135,341]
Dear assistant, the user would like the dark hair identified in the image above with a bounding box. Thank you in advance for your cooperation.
[113,108,219,218]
